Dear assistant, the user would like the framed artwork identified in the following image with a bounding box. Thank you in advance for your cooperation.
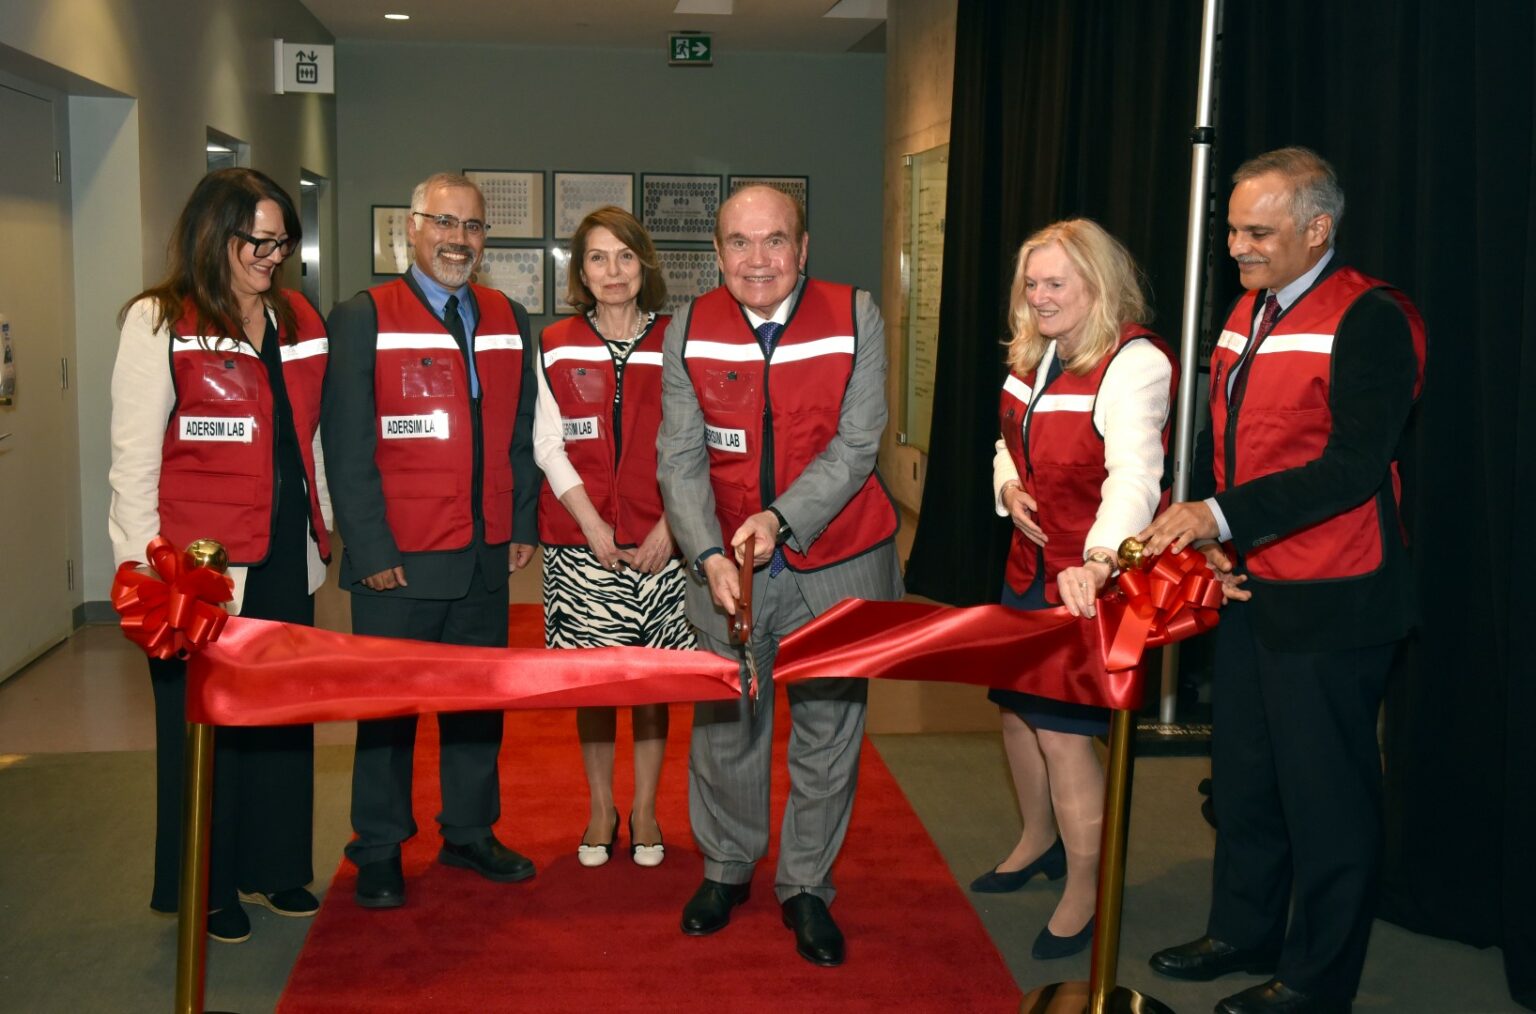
[475,247,545,315]
[463,168,544,239]
[549,246,576,315]
[371,205,411,275]
[553,172,635,239]
[641,173,722,243]
[727,175,810,216]
[657,250,720,317]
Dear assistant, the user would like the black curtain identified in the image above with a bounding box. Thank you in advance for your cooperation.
[903,0,1203,605]
[909,0,1536,1004]
[1212,2,1536,1007]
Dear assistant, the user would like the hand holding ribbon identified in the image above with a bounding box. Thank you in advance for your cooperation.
[111,537,234,660]
[1096,540,1225,673]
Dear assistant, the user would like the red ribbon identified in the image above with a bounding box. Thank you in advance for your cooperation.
[111,536,234,660]
[1096,545,1225,673]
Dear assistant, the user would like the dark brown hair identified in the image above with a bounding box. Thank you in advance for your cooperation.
[120,168,301,345]
[566,205,666,314]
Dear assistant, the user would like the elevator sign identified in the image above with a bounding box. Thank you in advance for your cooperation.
[273,40,335,94]
[669,34,713,66]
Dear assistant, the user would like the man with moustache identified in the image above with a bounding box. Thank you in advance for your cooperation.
[1140,148,1425,1013]
[322,172,540,908]
[657,185,903,966]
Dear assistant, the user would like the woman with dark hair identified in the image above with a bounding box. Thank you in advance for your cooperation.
[533,206,692,868]
[109,168,331,942]
[974,218,1177,959]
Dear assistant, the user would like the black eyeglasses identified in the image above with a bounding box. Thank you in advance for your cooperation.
[232,230,299,259]
[411,212,488,236]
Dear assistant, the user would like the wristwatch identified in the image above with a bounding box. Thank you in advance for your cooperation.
[768,506,793,546]
[1085,549,1118,575]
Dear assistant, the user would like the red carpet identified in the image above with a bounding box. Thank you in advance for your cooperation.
[278,606,1020,1013]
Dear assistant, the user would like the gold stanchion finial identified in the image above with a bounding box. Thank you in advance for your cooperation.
[1116,536,1149,573]
[184,538,229,573]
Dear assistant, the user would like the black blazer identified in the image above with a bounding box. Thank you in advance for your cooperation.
[321,272,540,600]
[1192,261,1420,652]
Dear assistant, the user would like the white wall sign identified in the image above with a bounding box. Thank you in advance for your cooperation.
[273,40,335,94]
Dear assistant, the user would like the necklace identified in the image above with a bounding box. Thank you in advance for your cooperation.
[589,310,652,342]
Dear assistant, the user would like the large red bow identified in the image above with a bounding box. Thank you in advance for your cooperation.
[111,536,234,660]
[1096,545,1224,673]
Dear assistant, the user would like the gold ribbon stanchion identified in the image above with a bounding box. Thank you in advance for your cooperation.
[1019,539,1177,1014]
[174,719,218,1014]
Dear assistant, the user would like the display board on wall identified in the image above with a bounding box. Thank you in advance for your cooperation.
[728,175,810,215]
[554,172,634,239]
[549,247,575,315]
[642,173,722,243]
[476,248,545,314]
[371,205,411,275]
[901,146,947,454]
[464,169,544,239]
[658,250,720,317]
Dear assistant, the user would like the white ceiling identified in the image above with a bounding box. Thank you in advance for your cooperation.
[298,0,886,54]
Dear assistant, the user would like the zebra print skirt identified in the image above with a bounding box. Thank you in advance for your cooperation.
[542,546,697,651]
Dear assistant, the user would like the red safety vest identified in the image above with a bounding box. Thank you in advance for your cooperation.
[536,313,671,548]
[368,278,525,551]
[682,280,898,571]
[158,292,330,566]
[999,325,1177,599]
[1209,266,1426,582]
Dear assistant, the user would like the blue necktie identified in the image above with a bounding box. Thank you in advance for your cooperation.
[756,321,788,577]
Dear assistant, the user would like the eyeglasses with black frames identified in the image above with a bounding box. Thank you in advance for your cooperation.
[411,212,488,237]
[232,230,299,259]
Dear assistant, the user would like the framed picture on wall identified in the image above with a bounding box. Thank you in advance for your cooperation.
[553,172,635,239]
[371,205,411,275]
[550,246,577,315]
[657,250,720,317]
[475,247,545,315]
[727,175,810,217]
[641,173,722,243]
[463,168,544,239]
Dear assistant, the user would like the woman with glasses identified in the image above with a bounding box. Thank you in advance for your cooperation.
[110,168,331,943]
[975,218,1176,959]
[532,206,693,868]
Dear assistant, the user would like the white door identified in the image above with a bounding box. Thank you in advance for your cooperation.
[0,82,75,679]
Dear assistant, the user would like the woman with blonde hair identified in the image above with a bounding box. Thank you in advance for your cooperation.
[973,218,1177,959]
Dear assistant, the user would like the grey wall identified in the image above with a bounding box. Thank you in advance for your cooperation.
[335,41,885,333]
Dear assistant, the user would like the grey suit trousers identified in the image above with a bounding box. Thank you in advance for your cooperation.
[689,554,897,905]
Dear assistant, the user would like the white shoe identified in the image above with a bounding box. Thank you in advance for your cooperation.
[629,814,665,867]
[578,814,618,868]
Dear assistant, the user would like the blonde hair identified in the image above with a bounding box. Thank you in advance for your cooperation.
[1005,218,1148,375]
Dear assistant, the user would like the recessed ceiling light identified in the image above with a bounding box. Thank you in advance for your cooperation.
[384,13,410,20]
[299,179,317,187]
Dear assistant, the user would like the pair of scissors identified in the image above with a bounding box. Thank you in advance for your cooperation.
[729,534,760,710]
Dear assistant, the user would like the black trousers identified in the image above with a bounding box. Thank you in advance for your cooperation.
[148,562,315,913]
[345,562,510,866]
[1207,599,1395,1001]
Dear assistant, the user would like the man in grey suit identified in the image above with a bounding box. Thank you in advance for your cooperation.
[658,185,903,967]
[322,172,540,908]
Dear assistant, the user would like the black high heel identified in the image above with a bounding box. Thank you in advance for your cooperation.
[1031,915,1095,959]
[577,812,620,868]
[968,837,1067,893]
[628,812,665,868]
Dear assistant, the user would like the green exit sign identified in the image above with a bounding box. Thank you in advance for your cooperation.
[669,34,712,66]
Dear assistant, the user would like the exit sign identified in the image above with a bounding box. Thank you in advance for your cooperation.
[669,34,713,66]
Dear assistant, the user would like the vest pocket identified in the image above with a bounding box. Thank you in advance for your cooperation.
[161,470,258,506]
[400,359,457,398]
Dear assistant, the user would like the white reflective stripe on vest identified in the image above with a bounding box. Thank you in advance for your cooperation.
[628,350,663,367]
[377,332,460,351]
[1003,373,1031,404]
[1216,330,1248,354]
[1255,333,1335,356]
[175,342,258,358]
[542,345,610,367]
[685,340,763,362]
[768,335,855,364]
[474,333,522,352]
[280,337,328,361]
[1031,393,1095,413]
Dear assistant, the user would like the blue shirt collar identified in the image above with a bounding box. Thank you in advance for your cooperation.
[1270,248,1334,312]
[409,263,471,319]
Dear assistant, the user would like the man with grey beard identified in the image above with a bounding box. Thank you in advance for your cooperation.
[322,172,541,909]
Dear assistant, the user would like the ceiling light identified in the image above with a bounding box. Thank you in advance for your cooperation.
[300,179,317,187]
[384,13,410,20]
[206,143,232,153]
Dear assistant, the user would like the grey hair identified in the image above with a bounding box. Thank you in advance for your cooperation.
[410,172,483,213]
[1233,146,1345,247]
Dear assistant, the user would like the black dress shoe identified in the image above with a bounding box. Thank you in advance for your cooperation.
[1031,915,1095,959]
[1149,935,1279,981]
[781,893,845,967]
[1216,979,1350,1013]
[355,856,405,909]
[969,837,1066,893]
[681,878,750,936]
[438,835,536,883]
